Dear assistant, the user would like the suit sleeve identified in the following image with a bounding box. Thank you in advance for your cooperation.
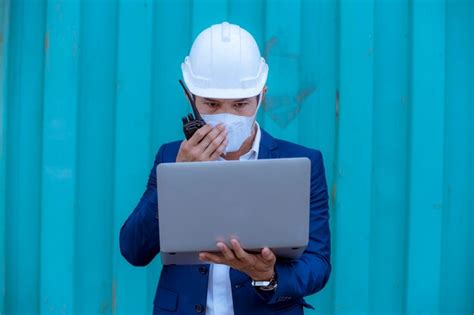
[119,145,165,266]
[258,150,331,304]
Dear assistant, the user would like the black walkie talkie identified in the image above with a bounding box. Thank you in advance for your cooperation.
[179,79,206,140]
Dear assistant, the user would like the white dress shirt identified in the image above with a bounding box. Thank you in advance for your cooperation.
[205,122,262,315]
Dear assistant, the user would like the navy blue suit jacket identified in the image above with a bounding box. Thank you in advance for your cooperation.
[120,128,331,314]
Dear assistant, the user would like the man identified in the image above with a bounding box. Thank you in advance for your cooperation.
[120,22,331,315]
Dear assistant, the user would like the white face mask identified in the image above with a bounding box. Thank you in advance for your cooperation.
[201,94,262,153]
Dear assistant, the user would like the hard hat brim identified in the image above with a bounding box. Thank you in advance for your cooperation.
[185,85,266,99]
[182,65,268,99]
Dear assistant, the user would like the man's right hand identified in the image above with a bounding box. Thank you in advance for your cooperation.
[176,124,228,162]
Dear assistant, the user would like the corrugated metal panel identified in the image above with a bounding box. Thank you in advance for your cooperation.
[1,0,473,314]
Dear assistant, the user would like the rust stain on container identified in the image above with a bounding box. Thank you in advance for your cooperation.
[295,85,317,104]
[264,36,278,58]
[262,85,316,128]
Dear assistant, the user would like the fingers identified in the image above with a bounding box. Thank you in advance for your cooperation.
[200,242,276,280]
[199,252,224,264]
[187,124,213,146]
[196,124,225,150]
[230,239,250,261]
[217,242,237,261]
[202,127,227,158]
[177,125,212,162]
[261,247,276,263]
[177,124,227,162]
[199,241,243,264]
[208,138,228,160]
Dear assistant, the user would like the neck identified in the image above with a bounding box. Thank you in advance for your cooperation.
[222,123,257,161]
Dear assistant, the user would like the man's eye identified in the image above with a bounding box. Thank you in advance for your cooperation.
[234,102,248,108]
[206,102,219,108]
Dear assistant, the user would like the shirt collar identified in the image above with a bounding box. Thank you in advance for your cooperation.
[239,122,261,160]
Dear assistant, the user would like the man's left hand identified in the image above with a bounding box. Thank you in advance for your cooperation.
[199,239,276,281]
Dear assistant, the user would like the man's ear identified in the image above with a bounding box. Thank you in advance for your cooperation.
[261,86,268,102]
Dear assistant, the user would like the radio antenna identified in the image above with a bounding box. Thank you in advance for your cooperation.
[179,79,203,120]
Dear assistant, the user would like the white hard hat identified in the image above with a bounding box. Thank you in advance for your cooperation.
[181,22,269,99]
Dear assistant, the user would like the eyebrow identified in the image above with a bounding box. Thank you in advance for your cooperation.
[202,98,249,103]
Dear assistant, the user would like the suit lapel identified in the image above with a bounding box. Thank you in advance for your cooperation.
[258,128,279,159]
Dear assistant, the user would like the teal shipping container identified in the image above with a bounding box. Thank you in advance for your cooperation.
[0,0,473,314]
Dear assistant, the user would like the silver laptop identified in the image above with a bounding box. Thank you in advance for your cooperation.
[156,157,311,265]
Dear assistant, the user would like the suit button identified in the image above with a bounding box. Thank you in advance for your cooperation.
[198,266,207,275]
[195,304,204,313]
